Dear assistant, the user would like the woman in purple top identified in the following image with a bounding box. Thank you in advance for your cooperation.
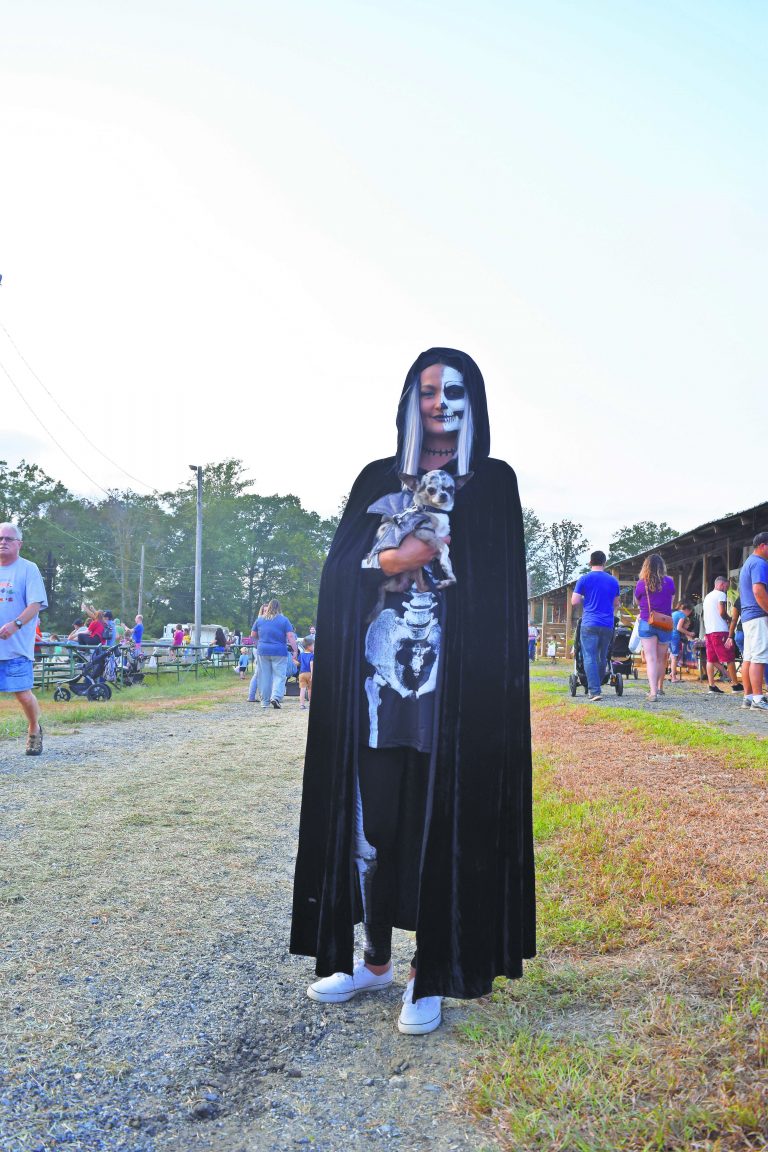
[634,553,675,702]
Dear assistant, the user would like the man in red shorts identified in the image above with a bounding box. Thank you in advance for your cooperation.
[702,575,742,695]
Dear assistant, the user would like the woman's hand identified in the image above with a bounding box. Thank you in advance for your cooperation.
[378,533,443,576]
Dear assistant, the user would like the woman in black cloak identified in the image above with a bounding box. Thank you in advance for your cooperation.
[290,347,535,1034]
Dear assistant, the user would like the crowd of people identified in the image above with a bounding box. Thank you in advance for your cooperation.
[555,536,768,709]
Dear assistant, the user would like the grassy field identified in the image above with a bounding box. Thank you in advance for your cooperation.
[0,669,245,739]
[463,671,768,1151]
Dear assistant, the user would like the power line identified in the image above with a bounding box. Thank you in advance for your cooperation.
[1,356,115,497]
[0,322,159,493]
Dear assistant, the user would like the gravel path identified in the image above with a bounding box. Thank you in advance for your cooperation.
[541,667,768,739]
[1,699,498,1152]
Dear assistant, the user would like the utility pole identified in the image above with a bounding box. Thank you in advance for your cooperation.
[189,465,203,647]
[137,544,145,616]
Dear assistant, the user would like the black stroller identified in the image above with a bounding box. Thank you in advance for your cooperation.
[53,643,118,702]
[119,645,146,687]
[610,626,639,686]
[568,620,628,697]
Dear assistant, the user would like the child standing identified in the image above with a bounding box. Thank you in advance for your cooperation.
[298,638,314,710]
[237,647,251,679]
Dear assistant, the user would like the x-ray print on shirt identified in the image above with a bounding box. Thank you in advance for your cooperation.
[364,588,441,751]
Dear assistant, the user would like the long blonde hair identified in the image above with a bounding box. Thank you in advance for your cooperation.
[639,553,666,593]
[263,598,281,620]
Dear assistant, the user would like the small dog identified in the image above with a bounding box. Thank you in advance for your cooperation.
[367,470,461,620]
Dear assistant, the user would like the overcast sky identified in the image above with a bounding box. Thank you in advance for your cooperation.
[1,0,766,548]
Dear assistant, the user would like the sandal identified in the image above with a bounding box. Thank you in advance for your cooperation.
[25,725,43,756]
[646,694,658,703]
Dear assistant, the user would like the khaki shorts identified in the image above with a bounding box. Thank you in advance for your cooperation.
[743,616,768,664]
[299,672,312,688]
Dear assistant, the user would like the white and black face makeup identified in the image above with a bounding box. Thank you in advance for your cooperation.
[419,364,466,436]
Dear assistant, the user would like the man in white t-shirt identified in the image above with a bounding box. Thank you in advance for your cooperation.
[0,523,48,754]
[702,575,742,695]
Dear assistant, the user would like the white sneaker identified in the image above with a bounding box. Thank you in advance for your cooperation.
[742,697,752,709]
[307,960,393,1003]
[750,698,768,711]
[397,977,442,1035]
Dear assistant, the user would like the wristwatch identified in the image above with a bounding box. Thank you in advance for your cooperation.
[13,618,23,629]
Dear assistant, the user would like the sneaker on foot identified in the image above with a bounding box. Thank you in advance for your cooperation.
[307,960,393,1003]
[750,698,768,711]
[731,684,744,692]
[25,725,43,756]
[270,698,281,709]
[588,695,603,703]
[742,697,752,709]
[708,685,724,694]
[398,978,442,1035]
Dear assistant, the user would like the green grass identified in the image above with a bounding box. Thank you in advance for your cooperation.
[466,970,768,1152]
[533,760,667,953]
[0,673,244,739]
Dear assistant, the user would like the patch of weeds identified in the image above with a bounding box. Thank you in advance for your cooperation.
[464,970,768,1152]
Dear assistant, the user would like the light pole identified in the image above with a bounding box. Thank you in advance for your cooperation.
[189,465,203,648]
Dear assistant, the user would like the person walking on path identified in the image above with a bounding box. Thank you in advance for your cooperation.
[571,550,620,702]
[702,576,743,695]
[635,554,675,702]
[738,532,768,712]
[251,599,297,710]
[290,347,535,1037]
[0,523,48,755]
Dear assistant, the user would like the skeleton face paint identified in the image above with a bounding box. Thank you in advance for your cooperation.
[419,364,466,438]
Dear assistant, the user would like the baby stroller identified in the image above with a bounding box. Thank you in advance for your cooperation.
[610,626,638,685]
[568,620,625,697]
[119,645,146,687]
[53,643,118,702]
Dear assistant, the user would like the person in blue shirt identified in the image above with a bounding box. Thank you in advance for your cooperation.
[0,523,48,755]
[738,532,768,711]
[572,550,621,702]
[132,614,144,652]
[298,638,314,710]
[251,598,298,710]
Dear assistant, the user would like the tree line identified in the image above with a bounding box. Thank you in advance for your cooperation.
[0,459,339,638]
[523,512,678,596]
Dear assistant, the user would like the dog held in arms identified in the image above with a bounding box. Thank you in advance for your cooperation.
[365,470,464,621]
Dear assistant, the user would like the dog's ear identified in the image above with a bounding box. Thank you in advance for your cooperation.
[454,472,474,490]
[398,473,420,492]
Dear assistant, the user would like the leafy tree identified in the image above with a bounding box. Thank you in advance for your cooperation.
[608,521,678,565]
[544,519,589,587]
[522,507,552,596]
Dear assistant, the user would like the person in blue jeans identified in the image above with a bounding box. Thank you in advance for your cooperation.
[251,598,298,710]
[571,550,621,702]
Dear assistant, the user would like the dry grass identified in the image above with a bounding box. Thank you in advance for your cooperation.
[463,694,768,1151]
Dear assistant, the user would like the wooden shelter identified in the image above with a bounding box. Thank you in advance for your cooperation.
[528,501,768,659]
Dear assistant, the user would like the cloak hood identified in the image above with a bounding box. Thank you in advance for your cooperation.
[395,347,491,475]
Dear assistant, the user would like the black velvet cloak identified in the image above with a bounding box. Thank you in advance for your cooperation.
[290,348,535,1001]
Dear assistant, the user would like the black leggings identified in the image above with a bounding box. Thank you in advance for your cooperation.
[356,745,430,968]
